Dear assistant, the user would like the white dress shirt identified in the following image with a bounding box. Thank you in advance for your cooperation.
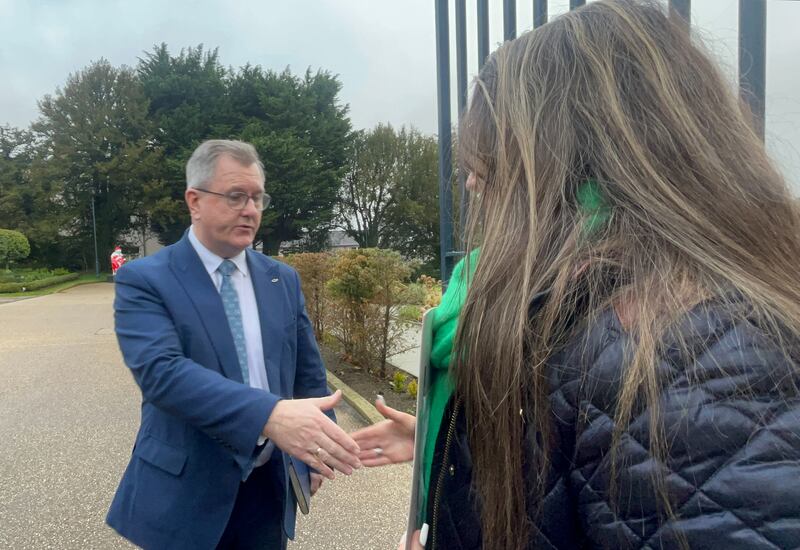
[188,226,273,466]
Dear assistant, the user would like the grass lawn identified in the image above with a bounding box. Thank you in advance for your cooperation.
[0,273,111,298]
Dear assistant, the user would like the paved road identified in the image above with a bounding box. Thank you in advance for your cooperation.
[0,284,410,549]
[0,296,30,304]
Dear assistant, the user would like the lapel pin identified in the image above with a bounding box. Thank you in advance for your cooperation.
[271,278,279,283]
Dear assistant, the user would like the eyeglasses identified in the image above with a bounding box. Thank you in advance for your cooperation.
[193,188,271,211]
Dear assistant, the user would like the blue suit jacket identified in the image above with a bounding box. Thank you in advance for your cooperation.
[106,234,330,549]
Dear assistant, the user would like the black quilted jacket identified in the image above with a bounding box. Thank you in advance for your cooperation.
[425,299,800,549]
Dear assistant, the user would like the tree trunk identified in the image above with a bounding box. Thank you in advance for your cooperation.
[261,231,282,256]
[379,300,391,378]
[141,220,148,256]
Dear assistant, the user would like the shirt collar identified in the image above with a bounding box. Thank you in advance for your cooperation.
[188,226,249,278]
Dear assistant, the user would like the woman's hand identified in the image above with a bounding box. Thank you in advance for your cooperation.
[310,472,323,496]
[350,397,416,467]
[397,530,425,550]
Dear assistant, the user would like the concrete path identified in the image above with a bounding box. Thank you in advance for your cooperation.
[387,324,422,378]
[0,284,410,549]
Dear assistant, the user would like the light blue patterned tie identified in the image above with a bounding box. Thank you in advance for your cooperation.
[218,259,249,385]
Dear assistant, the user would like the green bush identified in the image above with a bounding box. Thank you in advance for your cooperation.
[0,229,30,270]
[327,248,415,377]
[406,379,418,399]
[398,305,423,322]
[401,282,427,306]
[0,273,78,293]
[390,371,408,393]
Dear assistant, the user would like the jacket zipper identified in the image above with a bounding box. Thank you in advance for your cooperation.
[431,398,461,550]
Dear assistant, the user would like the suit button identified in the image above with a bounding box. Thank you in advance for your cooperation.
[449,465,455,477]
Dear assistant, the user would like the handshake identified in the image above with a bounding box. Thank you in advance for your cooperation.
[262,390,416,495]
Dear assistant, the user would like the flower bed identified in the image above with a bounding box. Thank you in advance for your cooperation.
[320,345,417,415]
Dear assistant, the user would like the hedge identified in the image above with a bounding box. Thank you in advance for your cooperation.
[0,273,79,293]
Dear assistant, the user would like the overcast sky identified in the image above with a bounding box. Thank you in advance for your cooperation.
[1,0,798,188]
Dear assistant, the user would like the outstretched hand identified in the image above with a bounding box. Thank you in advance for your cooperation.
[350,397,416,467]
[262,390,361,479]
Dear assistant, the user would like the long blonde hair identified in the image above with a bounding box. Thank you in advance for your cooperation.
[455,1,800,548]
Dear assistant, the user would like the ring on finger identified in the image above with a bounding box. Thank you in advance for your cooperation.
[373,447,383,456]
[314,446,323,457]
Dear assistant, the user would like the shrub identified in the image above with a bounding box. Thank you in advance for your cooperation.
[401,282,427,306]
[406,379,418,399]
[327,248,415,377]
[0,229,30,270]
[321,331,339,349]
[280,252,335,341]
[390,371,408,393]
[418,274,443,310]
[398,305,423,322]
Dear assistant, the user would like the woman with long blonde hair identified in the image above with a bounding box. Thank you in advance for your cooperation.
[353,1,800,548]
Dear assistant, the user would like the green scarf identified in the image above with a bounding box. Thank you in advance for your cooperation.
[419,180,608,519]
[420,248,479,520]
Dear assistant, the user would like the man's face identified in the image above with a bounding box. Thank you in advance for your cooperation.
[185,154,264,258]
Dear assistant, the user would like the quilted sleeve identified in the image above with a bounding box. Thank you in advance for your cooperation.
[650,319,800,549]
[566,306,800,549]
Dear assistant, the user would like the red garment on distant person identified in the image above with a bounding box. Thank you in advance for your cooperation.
[110,247,126,275]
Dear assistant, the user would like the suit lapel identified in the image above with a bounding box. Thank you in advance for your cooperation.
[170,234,244,383]
[247,250,285,396]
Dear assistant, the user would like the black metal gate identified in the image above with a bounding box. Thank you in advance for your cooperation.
[436,0,767,283]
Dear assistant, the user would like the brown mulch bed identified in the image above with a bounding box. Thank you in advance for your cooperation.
[320,345,417,415]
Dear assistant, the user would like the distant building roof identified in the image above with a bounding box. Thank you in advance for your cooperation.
[278,229,359,254]
[328,230,359,249]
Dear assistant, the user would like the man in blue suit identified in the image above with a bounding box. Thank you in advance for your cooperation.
[107,140,362,549]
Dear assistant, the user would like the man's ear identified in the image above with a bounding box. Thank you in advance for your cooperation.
[185,188,200,221]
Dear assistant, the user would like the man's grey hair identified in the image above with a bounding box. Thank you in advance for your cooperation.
[186,139,265,190]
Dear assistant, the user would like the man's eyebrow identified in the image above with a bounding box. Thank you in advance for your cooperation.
[226,184,262,193]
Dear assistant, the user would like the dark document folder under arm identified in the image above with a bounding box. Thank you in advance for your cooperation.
[288,456,311,515]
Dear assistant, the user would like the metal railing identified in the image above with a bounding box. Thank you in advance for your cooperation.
[435,0,768,283]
